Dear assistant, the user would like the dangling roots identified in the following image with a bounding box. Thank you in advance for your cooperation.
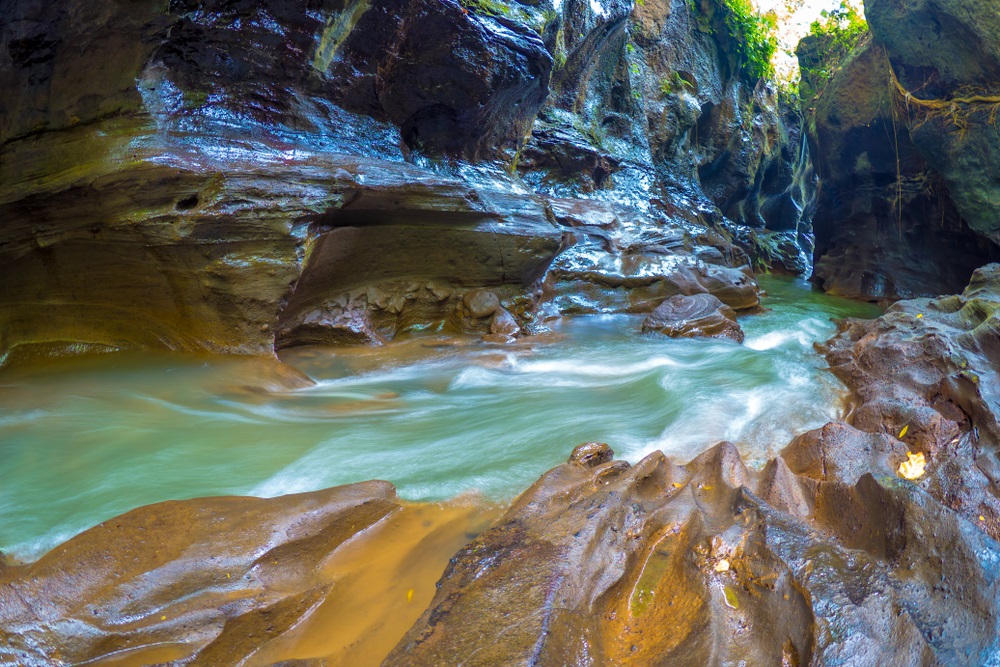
[885,47,1000,137]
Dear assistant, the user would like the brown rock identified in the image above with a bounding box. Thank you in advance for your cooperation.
[824,263,1000,539]
[383,430,1000,666]
[0,482,400,666]
[463,289,501,318]
[642,292,744,342]
[489,308,520,337]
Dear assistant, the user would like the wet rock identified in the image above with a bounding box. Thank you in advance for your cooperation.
[865,0,1000,247]
[0,482,401,666]
[800,35,1000,301]
[824,263,1000,539]
[329,0,552,160]
[463,289,502,318]
[489,308,521,337]
[782,422,908,485]
[384,437,1000,666]
[540,198,760,315]
[0,0,781,367]
[0,491,501,667]
[642,292,744,342]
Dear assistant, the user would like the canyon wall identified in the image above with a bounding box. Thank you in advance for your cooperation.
[0,0,810,366]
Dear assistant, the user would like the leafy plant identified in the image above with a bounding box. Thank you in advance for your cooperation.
[718,0,778,81]
[800,1,867,97]
[659,71,696,97]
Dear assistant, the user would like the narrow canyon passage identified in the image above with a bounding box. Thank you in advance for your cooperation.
[0,276,879,561]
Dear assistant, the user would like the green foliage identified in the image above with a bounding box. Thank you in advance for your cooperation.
[808,1,867,48]
[718,0,778,81]
[659,71,696,97]
[801,1,867,95]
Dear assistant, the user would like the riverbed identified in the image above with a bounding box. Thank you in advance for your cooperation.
[0,275,882,561]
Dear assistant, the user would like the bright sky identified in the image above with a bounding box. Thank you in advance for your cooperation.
[752,0,866,81]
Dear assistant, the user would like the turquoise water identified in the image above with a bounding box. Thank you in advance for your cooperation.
[0,276,881,560]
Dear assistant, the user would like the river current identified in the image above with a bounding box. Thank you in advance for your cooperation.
[0,275,881,560]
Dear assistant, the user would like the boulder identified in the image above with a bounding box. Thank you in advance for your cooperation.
[823,263,1000,539]
[642,292,744,342]
[384,439,1000,666]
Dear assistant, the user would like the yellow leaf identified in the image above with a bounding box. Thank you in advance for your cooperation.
[714,559,730,573]
[406,588,415,603]
[916,313,924,319]
[898,452,926,480]
[899,425,909,439]
[723,585,739,609]
[160,615,167,621]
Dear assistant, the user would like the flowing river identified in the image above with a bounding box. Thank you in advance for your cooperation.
[0,275,882,561]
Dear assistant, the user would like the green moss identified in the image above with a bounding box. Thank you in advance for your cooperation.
[182,90,209,109]
[460,0,513,17]
[660,71,696,97]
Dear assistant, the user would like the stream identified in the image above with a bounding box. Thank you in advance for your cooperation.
[0,275,882,561]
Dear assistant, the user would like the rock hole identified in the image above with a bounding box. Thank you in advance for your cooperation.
[176,194,199,211]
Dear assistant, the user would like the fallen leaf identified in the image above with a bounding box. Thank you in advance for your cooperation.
[898,452,926,480]
[899,425,909,439]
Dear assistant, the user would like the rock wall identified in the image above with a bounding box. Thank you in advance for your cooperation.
[801,3,1000,302]
[0,0,811,367]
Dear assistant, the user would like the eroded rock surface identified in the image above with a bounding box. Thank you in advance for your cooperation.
[6,265,1000,666]
[384,267,1000,666]
[0,484,497,667]
[0,0,835,367]
[385,438,1000,666]
[641,292,744,342]
[824,263,1000,537]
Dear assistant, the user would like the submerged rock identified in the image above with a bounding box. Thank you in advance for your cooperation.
[642,292,744,342]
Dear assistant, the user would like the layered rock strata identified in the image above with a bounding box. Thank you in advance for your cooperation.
[0,0,822,367]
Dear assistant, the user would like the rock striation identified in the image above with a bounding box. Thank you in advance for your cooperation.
[0,0,823,367]
[641,292,744,342]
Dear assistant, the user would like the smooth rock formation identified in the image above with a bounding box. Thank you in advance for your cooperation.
[0,483,497,667]
[641,292,744,342]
